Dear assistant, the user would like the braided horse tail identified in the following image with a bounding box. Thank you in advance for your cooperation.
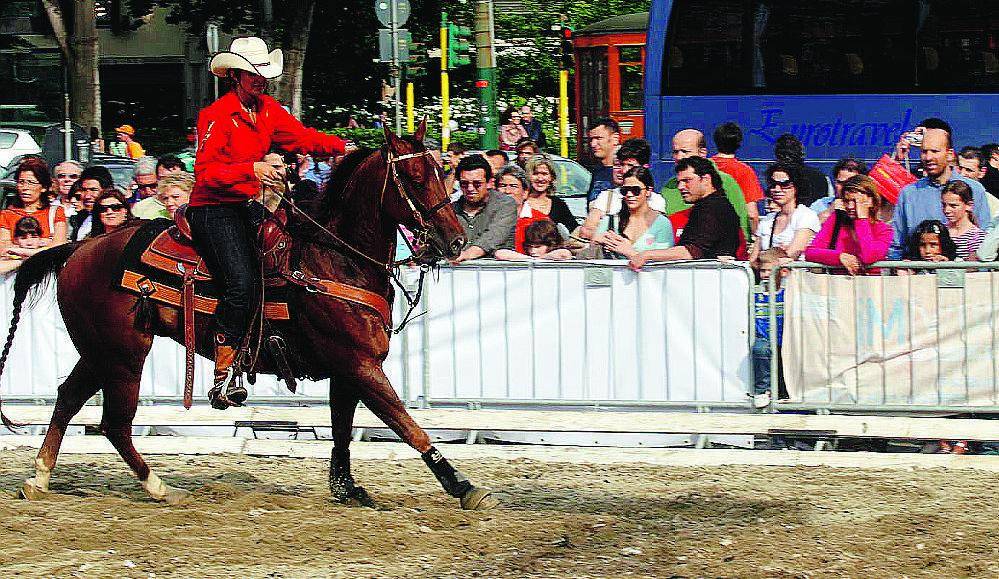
[0,243,80,429]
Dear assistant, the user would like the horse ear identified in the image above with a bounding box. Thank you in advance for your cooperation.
[414,117,427,142]
[383,124,399,151]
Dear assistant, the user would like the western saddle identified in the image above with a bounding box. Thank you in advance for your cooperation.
[125,204,392,409]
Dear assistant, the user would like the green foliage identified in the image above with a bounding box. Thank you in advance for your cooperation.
[325,128,479,150]
[448,0,649,99]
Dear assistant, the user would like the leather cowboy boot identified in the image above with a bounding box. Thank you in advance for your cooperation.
[207,341,248,409]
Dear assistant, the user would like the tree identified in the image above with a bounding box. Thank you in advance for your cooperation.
[269,0,316,117]
[41,0,101,130]
[130,0,319,117]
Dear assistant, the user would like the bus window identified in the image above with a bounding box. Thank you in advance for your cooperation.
[756,0,914,93]
[663,0,956,95]
[618,46,644,111]
[663,0,748,95]
[917,0,999,92]
[578,47,609,127]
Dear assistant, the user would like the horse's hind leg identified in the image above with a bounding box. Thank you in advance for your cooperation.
[344,364,498,510]
[100,368,190,505]
[20,361,101,499]
[328,388,373,506]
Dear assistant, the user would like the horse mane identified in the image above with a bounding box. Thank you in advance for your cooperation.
[320,147,377,218]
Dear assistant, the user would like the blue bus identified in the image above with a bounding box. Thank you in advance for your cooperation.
[644,0,999,180]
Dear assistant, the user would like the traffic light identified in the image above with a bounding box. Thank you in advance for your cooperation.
[560,24,574,69]
[447,22,472,69]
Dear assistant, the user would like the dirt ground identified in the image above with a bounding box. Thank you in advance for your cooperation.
[0,449,998,578]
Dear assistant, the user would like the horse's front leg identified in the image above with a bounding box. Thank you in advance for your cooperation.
[328,386,374,506]
[342,363,498,510]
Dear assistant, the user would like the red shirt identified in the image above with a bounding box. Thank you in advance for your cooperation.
[0,205,67,239]
[192,92,346,206]
[711,155,764,203]
[514,207,551,253]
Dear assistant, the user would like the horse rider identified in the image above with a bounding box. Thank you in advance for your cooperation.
[192,36,351,409]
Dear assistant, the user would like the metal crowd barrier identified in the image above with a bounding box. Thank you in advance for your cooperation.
[0,260,756,411]
[770,261,999,413]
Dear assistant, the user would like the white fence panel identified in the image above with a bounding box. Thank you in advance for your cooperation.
[0,261,754,408]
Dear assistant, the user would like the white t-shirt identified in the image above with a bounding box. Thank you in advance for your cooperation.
[756,204,820,250]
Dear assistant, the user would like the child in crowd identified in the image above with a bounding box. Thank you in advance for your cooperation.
[495,220,572,261]
[803,175,892,275]
[903,220,958,264]
[941,180,985,260]
[750,247,789,407]
[0,216,47,273]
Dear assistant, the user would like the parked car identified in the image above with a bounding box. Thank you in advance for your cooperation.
[0,129,42,171]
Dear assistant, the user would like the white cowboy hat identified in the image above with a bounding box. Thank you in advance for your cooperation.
[209,36,283,79]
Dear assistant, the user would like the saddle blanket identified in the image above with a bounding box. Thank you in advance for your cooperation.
[117,219,291,320]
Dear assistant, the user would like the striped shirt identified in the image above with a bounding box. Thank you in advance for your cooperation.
[952,226,986,260]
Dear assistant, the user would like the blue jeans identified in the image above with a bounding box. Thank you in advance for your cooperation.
[753,336,787,398]
[187,203,260,345]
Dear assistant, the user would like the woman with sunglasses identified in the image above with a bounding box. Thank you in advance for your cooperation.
[89,189,134,236]
[750,163,820,265]
[0,157,68,257]
[591,166,674,258]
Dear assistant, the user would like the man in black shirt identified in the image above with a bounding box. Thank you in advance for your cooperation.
[629,156,740,270]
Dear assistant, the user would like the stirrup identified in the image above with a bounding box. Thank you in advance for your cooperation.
[207,381,248,410]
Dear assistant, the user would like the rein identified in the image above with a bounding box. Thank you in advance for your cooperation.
[274,148,449,333]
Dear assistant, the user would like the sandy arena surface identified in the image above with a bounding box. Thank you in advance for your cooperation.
[1,448,998,578]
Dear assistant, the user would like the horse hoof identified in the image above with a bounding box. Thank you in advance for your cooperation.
[336,486,375,508]
[163,486,192,506]
[460,486,498,511]
[19,479,49,501]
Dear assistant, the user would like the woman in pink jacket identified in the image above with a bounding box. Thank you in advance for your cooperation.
[804,175,892,275]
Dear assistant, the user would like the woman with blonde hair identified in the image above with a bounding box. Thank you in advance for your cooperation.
[803,175,892,275]
[524,155,578,235]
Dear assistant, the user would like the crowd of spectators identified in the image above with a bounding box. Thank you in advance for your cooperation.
[0,143,317,269]
[437,114,999,280]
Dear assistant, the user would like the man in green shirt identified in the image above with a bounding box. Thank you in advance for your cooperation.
[660,129,751,238]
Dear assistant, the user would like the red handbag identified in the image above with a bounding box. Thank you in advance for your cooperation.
[867,154,917,205]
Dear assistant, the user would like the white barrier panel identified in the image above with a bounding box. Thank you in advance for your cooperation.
[783,270,999,408]
[0,261,754,407]
[413,260,753,405]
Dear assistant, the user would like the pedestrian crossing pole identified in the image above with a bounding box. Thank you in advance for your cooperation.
[440,13,451,151]
[558,22,573,158]
[559,69,569,158]
[406,80,415,134]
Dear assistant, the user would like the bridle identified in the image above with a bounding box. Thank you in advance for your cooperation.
[381,149,454,243]
[274,145,455,332]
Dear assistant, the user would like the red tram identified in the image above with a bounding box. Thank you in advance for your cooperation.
[573,12,648,158]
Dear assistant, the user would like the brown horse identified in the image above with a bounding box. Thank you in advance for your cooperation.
[0,122,498,510]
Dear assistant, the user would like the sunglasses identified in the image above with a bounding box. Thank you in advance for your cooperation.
[96,203,127,213]
[768,178,794,189]
[135,182,158,191]
[620,185,645,198]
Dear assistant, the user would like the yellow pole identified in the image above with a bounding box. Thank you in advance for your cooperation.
[440,21,451,151]
[406,81,415,134]
[559,69,569,158]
